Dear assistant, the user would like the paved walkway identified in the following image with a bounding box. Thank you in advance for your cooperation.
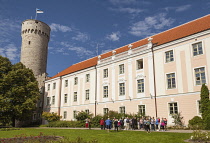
[36,127,194,133]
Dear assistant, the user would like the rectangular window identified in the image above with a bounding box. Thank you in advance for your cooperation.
[47,97,50,105]
[103,69,108,78]
[73,110,77,119]
[103,86,108,98]
[167,73,176,89]
[85,89,90,100]
[85,109,89,114]
[64,94,68,103]
[195,67,206,85]
[137,59,143,70]
[52,83,56,89]
[119,64,124,74]
[74,77,78,85]
[193,42,203,56]
[119,106,125,114]
[47,84,50,91]
[86,74,90,82]
[63,111,67,119]
[137,79,144,93]
[119,83,125,95]
[169,102,178,114]
[138,105,146,115]
[103,108,109,115]
[74,92,77,102]
[65,80,68,87]
[165,50,174,63]
[52,96,55,105]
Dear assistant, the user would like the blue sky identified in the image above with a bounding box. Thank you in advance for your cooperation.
[0,0,210,77]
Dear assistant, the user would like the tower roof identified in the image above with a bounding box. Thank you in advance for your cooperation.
[49,14,210,80]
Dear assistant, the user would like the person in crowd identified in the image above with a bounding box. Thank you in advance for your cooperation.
[125,117,130,130]
[143,117,147,130]
[120,118,124,129]
[123,117,127,130]
[160,118,165,131]
[132,117,137,130]
[105,118,112,132]
[164,118,167,131]
[156,117,160,131]
[100,118,105,130]
[151,117,155,131]
[145,118,151,133]
[85,118,89,128]
[139,118,144,130]
[114,119,119,131]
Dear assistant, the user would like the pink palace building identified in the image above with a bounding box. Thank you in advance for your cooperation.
[43,14,210,126]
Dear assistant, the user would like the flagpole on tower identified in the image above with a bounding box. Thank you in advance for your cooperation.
[35,8,44,20]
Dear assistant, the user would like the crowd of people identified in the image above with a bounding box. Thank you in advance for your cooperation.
[99,117,168,133]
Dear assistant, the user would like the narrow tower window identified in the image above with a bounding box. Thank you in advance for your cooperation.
[28,41,31,45]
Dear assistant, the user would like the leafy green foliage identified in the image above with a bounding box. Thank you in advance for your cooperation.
[191,130,210,142]
[188,116,204,130]
[0,56,40,126]
[172,112,184,127]
[200,84,210,119]
[42,112,62,122]
[76,111,93,121]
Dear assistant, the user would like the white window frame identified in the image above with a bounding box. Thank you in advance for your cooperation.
[166,72,176,89]
[103,86,108,98]
[85,109,89,114]
[74,77,78,85]
[63,111,67,119]
[168,102,178,115]
[46,97,50,105]
[65,80,68,87]
[119,106,125,114]
[194,66,207,86]
[136,59,143,70]
[119,83,125,96]
[64,94,68,103]
[138,105,146,115]
[196,100,201,115]
[47,84,50,91]
[137,79,144,93]
[103,68,108,78]
[119,64,125,74]
[85,89,90,100]
[86,74,90,82]
[192,41,203,56]
[52,96,55,105]
[165,50,174,63]
[103,108,109,115]
[73,110,77,119]
[74,92,77,102]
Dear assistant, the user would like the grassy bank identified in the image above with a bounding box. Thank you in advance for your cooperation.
[0,128,191,143]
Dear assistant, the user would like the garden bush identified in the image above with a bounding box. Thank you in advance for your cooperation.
[188,116,204,130]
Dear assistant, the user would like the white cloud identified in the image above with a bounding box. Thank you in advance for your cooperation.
[60,42,94,58]
[110,7,144,14]
[164,5,191,12]
[0,43,18,61]
[106,31,121,41]
[129,13,174,37]
[109,0,136,5]
[176,4,191,12]
[72,32,89,42]
[50,23,72,32]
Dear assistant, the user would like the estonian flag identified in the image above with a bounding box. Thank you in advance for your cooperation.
[36,8,44,14]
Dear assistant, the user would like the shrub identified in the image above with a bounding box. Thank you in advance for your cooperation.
[190,130,210,142]
[188,116,204,130]
[42,112,62,122]
[171,112,184,127]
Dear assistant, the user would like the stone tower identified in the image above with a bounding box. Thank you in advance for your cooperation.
[20,19,50,123]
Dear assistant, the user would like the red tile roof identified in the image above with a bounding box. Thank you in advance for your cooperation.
[50,14,210,79]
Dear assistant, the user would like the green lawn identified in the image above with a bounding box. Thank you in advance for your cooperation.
[0,128,191,143]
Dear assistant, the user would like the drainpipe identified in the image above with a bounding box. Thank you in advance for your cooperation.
[151,43,158,118]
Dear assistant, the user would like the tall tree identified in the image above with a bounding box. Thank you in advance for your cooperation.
[200,84,210,129]
[0,56,39,126]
